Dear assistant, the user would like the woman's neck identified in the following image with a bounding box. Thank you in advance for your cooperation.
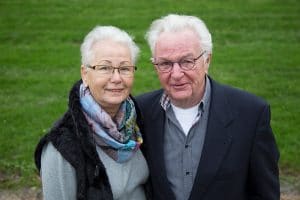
[103,105,120,119]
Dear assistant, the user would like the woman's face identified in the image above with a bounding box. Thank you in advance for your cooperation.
[81,40,134,112]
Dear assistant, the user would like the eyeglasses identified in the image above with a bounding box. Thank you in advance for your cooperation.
[86,65,137,77]
[152,51,206,73]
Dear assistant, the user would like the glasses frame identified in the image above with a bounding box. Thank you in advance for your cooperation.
[86,65,137,77]
[152,51,206,73]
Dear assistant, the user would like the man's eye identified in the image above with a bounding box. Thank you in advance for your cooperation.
[180,60,193,65]
[160,62,172,67]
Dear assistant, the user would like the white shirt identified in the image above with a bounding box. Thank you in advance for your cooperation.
[171,103,200,135]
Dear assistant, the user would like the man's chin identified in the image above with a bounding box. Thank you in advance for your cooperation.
[170,92,191,101]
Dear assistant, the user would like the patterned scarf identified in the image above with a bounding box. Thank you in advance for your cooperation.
[79,84,143,163]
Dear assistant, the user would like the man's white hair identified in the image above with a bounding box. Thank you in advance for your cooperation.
[145,14,212,56]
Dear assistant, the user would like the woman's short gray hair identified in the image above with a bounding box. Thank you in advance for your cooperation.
[145,14,212,56]
[80,26,140,66]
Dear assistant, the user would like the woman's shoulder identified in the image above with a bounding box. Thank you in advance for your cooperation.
[41,142,75,172]
[41,142,77,185]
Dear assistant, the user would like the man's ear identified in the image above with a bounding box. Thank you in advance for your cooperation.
[204,53,212,73]
[206,53,212,65]
[81,65,88,87]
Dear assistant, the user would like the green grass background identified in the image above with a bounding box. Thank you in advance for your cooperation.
[0,0,299,189]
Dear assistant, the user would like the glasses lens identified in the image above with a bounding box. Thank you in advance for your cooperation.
[94,65,113,74]
[91,65,136,77]
[179,60,195,70]
[157,62,173,72]
[119,66,135,76]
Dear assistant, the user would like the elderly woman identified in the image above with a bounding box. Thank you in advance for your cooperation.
[34,26,149,200]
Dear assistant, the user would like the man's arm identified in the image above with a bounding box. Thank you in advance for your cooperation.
[248,104,280,200]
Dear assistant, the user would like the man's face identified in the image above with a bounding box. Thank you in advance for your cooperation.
[153,29,210,108]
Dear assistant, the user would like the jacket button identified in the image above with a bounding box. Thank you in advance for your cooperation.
[94,165,99,177]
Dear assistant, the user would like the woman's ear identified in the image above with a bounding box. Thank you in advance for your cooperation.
[81,65,89,87]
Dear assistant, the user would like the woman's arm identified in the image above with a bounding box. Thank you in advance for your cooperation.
[41,142,77,200]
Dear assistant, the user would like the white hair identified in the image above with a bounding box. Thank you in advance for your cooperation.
[145,14,212,56]
[80,26,140,66]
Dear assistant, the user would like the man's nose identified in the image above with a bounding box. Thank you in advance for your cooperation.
[171,63,184,78]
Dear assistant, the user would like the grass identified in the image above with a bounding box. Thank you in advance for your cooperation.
[0,0,299,188]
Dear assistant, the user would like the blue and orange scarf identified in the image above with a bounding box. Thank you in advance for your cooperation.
[79,84,142,163]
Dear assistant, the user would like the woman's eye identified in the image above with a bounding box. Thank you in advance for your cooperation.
[120,67,130,72]
[96,66,111,71]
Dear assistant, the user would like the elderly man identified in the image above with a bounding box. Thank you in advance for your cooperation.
[137,14,280,200]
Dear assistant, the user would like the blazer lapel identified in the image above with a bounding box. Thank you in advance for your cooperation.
[189,79,235,199]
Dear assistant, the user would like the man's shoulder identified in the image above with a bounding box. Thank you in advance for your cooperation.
[211,79,268,107]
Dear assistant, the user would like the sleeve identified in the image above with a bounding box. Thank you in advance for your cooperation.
[41,142,77,200]
[248,104,280,200]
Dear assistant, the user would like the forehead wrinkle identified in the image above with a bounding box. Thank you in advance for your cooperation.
[156,50,194,61]
[155,29,201,60]
[155,43,196,61]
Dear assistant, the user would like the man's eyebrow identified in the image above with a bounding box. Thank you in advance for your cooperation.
[156,53,195,61]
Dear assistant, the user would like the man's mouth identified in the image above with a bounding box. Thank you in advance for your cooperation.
[171,83,187,89]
